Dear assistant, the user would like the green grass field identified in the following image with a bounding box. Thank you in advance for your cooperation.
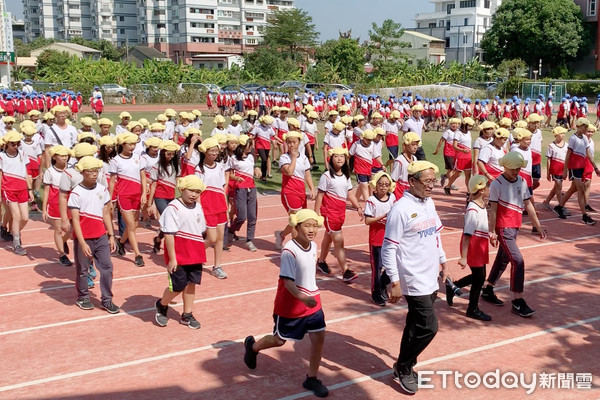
[83,110,600,193]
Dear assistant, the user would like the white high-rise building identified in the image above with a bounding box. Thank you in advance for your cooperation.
[21,0,294,64]
[413,0,502,63]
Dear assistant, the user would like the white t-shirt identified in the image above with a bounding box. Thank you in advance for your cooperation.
[44,124,78,148]
[402,117,424,139]
[381,191,446,296]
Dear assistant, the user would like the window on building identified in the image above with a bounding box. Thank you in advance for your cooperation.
[446,4,455,14]
[218,63,224,68]
[464,18,469,26]
[70,17,80,22]
[445,37,450,47]
[483,17,489,27]
[446,20,450,30]
[191,36,215,43]
[157,23,166,29]
[102,29,110,34]
[484,0,491,8]
[428,22,436,28]
[120,29,125,34]
[463,34,469,44]
[68,4,79,9]
[119,16,125,21]
[589,0,597,16]
[191,22,215,28]
[190,8,214,14]
[460,0,476,8]
[153,9,165,15]
[173,23,179,32]
[438,20,444,27]
[246,38,257,44]
[31,8,37,13]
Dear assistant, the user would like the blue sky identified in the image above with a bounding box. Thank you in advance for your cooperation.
[7,0,433,41]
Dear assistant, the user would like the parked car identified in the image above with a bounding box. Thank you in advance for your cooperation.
[221,84,242,92]
[241,83,262,92]
[177,83,221,93]
[101,83,130,97]
[273,80,304,90]
[304,83,352,95]
[130,84,170,101]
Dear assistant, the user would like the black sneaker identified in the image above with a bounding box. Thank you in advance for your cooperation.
[445,279,463,306]
[481,286,504,306]
[342,269,358,283]
[58,254,73,266]
[553,205,567,219]
[466,308,492,321]
[302,376,329,398]
[0,227,7,241]
[511,298,535,317]
[134,255,145,267]
[531,226,539,234]
[180,312,201,329]
[76,298,94,310]
[63,242,69,255]
[101,302,120,314]
[371,294,386,307]
[13,245,27,256]
[115,239,126,255]
[155,299,168,327]
[243,336,257,369]
[440,174,447,187]
[316,261,331,275]
[393,363,418,394]
[444,187,451,196]
[582,214,597,225]
[380,289,390,302]
[585,204,597,213]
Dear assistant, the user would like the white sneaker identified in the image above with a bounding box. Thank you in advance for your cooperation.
[274,230,283,250]
[245,241,258,252]
[211,266,227,279]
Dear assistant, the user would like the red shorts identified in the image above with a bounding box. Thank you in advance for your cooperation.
[454,156,472,171]
[3,189,28,204]
[117,194,141,212]
[46,201,61,219]
[205,211,227,228]
[281,192,307,212]
[323,213,345,233]
[27,162,40,179]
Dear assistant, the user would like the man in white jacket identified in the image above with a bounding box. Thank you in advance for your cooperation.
[381,160,448,394]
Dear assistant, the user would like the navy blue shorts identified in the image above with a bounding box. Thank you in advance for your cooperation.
[532,164,541,180]
[356,173,370,183]
[444,155,455,171]
[550,174,563,182]
[569,168,585,180]
[169,263,203,292]
[273,308,326,341]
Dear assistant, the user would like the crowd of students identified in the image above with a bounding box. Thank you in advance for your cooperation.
[0,91,598,397]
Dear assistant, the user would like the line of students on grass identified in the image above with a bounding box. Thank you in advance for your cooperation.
[1,103,599,397]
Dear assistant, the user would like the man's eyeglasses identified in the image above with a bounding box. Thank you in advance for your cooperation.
[415,178,436,187]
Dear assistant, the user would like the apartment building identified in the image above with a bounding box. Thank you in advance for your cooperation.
[413,0,502,63]
[21,0,294,65]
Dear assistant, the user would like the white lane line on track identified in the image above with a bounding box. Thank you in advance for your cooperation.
[273,315,600,400]
[0,233,599,337]
[1,290,599,394]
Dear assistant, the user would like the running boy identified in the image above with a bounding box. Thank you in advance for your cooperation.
[243,209,329,398]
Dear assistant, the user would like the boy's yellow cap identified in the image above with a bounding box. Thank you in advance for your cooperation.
[75,156,103,172]
[177,175,205,192]
[289,209,324,227]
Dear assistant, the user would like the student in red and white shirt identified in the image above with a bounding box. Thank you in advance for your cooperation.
[443,118,474,195]
[391,132,419,200]
[227,135,260,252]
[19,123,44,210]
[477,128,509,181]
[274,130,315,251]
[542,127,568,212]
[453,175,493,321]
[364,172,395,306]
[510,128,534,194]
[314,147,363,283]
[349,129,377,203]
[148,140,180,253]
[301,111,319,169]
[243,209,329,398]
[194,137,229,279]
[472,121,496,175]
[433,117,460,186]
[109,132,147,266]
[556,119,600,223]
[526,114,544,193]
[42,145,72,266]
[154,175,207,330]
[68,156,119,314]
[251,115,276,181]
[383,110,402,159]
[180,128,202,177]
[0,131,33,255]
[482,151,545,318]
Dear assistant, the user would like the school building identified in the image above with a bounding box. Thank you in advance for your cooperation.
[412,0,502,63]
[20,0,294,66]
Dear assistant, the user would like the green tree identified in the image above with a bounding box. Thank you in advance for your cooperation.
[69,37,125,61]
[261,8,319,63]
[314,38,365,82]
[243,46,300,82]
[481,0,592,70]
[367,19,409,77]
[35,50,72,76]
